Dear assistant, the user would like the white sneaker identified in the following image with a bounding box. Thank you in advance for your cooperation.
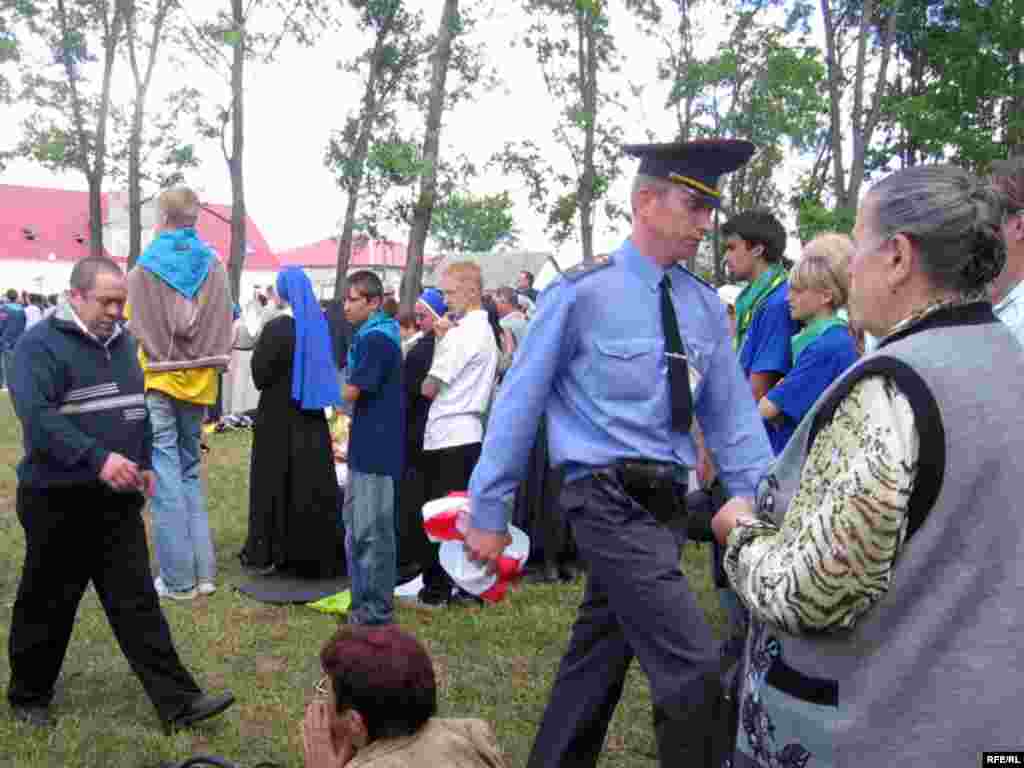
[197,580,217,596]
[154,576,197,601]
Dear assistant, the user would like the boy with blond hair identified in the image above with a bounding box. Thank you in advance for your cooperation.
[416,261,499,607]
[756,233,859,449]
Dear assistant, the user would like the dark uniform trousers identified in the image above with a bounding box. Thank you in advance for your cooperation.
[527,471,726,768]
[7,483,202,722]
[419,442,482,600]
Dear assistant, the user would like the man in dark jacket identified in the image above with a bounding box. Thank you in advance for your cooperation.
[6,257,234,730]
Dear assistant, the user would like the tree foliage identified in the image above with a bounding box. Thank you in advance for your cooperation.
[401,0,461,310]
[120,0,193,267]
[874,0,1024,171]
[429,190,518,253]
[495,0,634,264]
[323,0,429,299]
[647,1,827,271]
[177,0,332,299]
[5,0,127,258]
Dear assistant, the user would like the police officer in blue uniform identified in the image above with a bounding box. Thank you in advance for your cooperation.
[464,139,775,767]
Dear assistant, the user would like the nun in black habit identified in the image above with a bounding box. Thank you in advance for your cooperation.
[241,267,345,578]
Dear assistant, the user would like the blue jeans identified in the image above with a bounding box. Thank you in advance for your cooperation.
[342,470,395,625]
[147,391,216,592]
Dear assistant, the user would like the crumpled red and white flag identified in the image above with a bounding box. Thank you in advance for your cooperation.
[422,492,530,603]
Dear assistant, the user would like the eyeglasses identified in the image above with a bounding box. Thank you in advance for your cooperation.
[313,674,330,701]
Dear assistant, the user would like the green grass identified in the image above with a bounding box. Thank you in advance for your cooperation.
[0,391,724,768]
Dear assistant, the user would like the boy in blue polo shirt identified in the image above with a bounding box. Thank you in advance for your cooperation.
[723,209,799,453]
[342,270,405,626]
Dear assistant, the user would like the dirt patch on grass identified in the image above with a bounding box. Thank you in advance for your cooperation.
[204,672,229,690]
[255,655,289,688]
[239,703,281,740]
[247,605,288,625]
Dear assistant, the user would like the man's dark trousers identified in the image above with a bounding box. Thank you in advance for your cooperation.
[8,483,202,722]
[419,442,482,601]
[527,472,724,768]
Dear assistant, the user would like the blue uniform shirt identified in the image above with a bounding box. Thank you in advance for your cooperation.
[763,325,858,453]
[738,281,797,454]
[468,238,774,532]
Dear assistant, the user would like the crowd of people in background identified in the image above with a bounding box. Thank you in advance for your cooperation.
[3,149,1024,768]
[0,290,60,391]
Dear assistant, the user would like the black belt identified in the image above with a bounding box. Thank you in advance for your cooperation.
[592,460,689,527]
[616,459,689,487]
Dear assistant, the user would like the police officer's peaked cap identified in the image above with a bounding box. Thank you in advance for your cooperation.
[622,139,756,208]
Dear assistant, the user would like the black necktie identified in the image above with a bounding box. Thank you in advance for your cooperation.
[660,274,692,432]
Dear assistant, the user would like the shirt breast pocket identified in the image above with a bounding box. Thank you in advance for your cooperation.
[591,338,659,402]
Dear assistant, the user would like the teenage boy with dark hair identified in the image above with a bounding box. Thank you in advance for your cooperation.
[342,270,405,625]
[721,208,797,452]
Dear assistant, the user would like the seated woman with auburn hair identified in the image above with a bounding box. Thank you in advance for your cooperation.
[302,625,507,768]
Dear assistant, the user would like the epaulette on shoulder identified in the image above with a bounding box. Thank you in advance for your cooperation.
[562,253,615,282]
[673,263,715,293]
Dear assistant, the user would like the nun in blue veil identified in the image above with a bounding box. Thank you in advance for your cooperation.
[241,267,346,578]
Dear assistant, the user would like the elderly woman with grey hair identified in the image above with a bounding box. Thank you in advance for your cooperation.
[709,164,1023,767]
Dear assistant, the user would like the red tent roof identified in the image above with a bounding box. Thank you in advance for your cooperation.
[0,184,278,270]
[191,202,278,270]
[0,184,104,263]
[277,237,411,269]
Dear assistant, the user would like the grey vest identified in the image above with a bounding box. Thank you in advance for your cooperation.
[732,303,1024,768]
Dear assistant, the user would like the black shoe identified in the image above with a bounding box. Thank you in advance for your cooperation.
[396,562,422,585]
[12,704,56,728]
[557,563,578,583]
[238,551,276,575]
[415,587,451,609]
[526,563,560,584]
[167,691,235,731]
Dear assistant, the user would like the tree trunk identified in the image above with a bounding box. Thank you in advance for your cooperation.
[55,0,122,259]
[577,4,597,266]
[334,36,387,300]
[819,0,848,208]
[848,0,897,205]
[87,173,105,259]
[712,209,722,285]
[90,1,122,259]
[334,197,359,301]
[226,0,246,302]
[126,0,174,268]
[401,0,458,312]
[128,100,143,267]
[1009,42,1024,155]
